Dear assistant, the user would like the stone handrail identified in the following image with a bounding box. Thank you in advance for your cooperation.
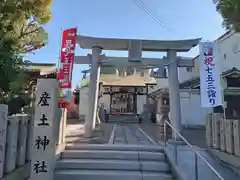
[164,120,224,180]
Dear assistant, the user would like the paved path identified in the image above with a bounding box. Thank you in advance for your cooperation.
[112,124,153,145]
[65,119,114,144]
[65,120,156,146]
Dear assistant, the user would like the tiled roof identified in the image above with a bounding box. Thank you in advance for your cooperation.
[179,67,240,89]
[22,63,57,74]
[178,77,200,89]
[149,67,240,95]
[100,74,156,86]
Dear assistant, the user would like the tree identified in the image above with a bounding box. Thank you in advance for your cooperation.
[214,0,240,31]
[0,0,53,114]
[0,47,29,114]
[0,0,52,52]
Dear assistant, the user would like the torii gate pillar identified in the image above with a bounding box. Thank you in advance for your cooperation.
[84,46,101,138]
[167,50,182,137]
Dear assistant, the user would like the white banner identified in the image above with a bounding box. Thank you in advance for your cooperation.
[199,42,222,107]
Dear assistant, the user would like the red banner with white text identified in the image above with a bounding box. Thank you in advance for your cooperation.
[58,28,77,89]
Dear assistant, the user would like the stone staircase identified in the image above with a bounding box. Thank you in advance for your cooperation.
[54,144,174,180]
[108,114,139,123]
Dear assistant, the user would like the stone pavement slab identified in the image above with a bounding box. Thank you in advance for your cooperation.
[65,119,114,144]
[112,124,154,145]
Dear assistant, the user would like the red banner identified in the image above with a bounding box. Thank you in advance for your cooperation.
[58,28,77,89]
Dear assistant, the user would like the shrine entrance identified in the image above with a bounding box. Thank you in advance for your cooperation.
[111,87,136,114]
[99,76,152,118]
[75,34,200,137]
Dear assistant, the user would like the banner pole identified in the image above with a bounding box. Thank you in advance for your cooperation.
[66,27,78,108]
[57,28,63,71]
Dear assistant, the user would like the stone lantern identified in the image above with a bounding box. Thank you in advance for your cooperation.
[156,89,172,140]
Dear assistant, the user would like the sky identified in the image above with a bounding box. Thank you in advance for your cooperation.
[25,0,226,89]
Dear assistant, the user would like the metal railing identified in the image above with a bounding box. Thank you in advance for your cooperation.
[108,124,116,144]
[163,120,224,180]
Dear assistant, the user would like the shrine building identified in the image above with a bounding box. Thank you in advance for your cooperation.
[79,66,156,119]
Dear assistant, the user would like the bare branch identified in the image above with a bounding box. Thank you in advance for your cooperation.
[18,20,38,39]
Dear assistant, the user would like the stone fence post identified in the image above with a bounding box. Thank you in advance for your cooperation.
[5,115,20,173]
[0,105,7,178]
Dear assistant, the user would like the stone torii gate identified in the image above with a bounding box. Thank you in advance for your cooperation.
[75,35,201,138]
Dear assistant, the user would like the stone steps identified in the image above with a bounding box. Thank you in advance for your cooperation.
[56,159,170,172]
[55,144,174,180]
[65,143,164,152]
[62,149,166,161]
[55,170,173,180]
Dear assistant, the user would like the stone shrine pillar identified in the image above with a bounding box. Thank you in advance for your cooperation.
[84,46,102,138]
[30,79,57,180]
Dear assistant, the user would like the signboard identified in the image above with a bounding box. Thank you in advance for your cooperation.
[150,67,166,78]
[81,69,90,79]
[58,28,77,89]
[199,42,222,107]
[30,79,57,180]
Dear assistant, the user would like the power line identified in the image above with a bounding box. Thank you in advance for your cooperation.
[134,0,176,35]
[138,0,175,31]
[131,0,177,36]
[139,0,176,33]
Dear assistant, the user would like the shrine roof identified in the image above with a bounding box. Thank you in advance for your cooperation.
[22,63,57,75]
[100,74,156,87]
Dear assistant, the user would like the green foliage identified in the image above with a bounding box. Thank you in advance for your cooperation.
[215,0,240,31]
[80,78,90,88]
[0,52,29,114]
[0,0,53,52]
[0,0,53,114]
